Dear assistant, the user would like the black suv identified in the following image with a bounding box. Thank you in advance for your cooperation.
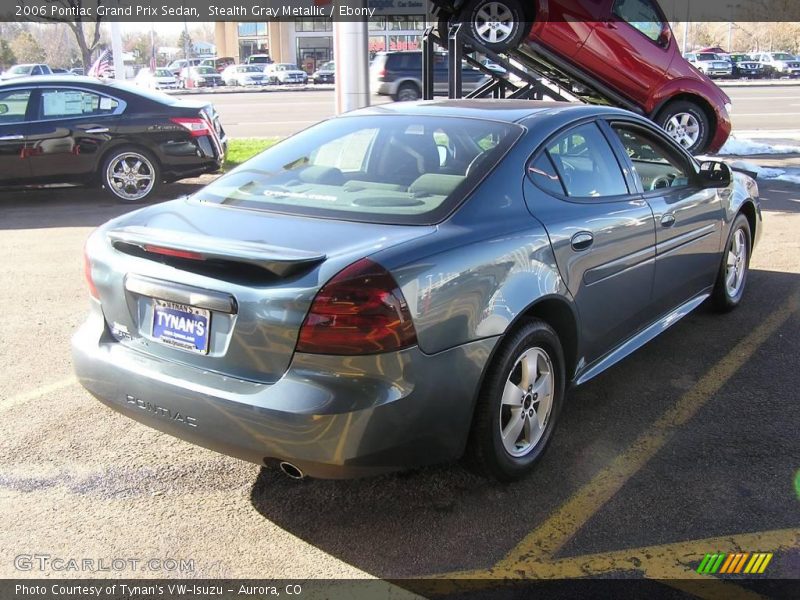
[370,51,489,101]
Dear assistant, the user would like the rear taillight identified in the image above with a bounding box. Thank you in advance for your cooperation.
[84,243,99,300]
[170,117,212,137]
[296,258,417,355]
[378,68,387,79]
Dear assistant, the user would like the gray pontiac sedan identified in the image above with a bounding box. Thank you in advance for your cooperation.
[73,100,761,481]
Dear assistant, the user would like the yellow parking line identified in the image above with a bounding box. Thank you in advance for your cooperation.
[495,288,800,572]
[421,528,796,597]
[0,376,78,412]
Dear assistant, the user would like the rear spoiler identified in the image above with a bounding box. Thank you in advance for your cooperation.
[108,226,325,277]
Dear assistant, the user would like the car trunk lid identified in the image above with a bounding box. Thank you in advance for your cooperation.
[89,199,434,383]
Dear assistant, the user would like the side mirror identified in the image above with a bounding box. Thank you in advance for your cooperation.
[699,160,732,188]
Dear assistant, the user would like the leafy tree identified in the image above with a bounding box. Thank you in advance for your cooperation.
[11,30,45,63]
[0,40,16,69]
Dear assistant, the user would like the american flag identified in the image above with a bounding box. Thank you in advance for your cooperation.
[88,49,112,79]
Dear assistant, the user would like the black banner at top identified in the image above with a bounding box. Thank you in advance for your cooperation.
[3,0,800,22]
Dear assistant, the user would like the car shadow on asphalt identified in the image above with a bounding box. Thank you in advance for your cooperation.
[0,180,212,230]
[248,268,800,579]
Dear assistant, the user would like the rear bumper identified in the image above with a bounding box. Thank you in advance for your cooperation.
[72,312,496,478]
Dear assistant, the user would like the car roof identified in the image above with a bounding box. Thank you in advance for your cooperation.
[347,99,630,125]
[0,75,106,88]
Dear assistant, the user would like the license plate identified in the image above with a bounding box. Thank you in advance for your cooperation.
[152,299,211,354]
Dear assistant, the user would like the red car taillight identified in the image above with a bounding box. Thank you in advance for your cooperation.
[170,117,212,137]
[83,243,99,300]
[296,258,417,355]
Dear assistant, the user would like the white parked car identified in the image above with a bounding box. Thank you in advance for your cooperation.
[221,64,269,86]
[265,63,308,85]
[684,53,733,78]
[134,67,179,90]
[751,52,800,77]
[1,63,53,80]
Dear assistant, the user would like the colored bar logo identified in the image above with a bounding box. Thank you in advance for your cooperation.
[697,552,773,574]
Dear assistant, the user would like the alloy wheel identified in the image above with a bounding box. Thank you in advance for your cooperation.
[106,152,156,201]
[664,112,701,149]
[499,346,554,457]
[725,228,747,297]
[474,2,515,45]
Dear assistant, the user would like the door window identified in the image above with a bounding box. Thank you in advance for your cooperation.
[545,123,628,198]
[611,125,691,191]
[0,89,32,124]
[612,0,665,43]
[39,88,120,120]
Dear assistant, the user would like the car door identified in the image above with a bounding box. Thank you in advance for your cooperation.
[577,0,673,105]
[523,120,656,364]
[26,86,123,182]
[532,0,600,58]
[0,87,34,184]
[603,120,723,317]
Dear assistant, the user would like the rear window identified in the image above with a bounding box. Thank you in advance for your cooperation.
[195,115,521,225]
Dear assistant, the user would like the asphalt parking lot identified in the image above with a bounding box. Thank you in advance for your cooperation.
[0,159,798,593]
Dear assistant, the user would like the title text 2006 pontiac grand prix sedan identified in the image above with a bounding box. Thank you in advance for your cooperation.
[73,100,760,481]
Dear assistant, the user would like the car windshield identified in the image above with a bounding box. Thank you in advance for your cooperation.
[9,65,32,74]
[249,56,269,63]
[320,62,334,70]
[194,115,522,225]
[274,64,297,71]
[240,66,262,72]
[155,69,172,77]
[772,53,793,60]
[697,53,718,61]
[196,67,216,74]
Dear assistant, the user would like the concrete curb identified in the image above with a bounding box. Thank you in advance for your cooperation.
[717,79,800,87]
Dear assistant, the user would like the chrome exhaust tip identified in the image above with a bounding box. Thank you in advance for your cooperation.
[279,461,305,480]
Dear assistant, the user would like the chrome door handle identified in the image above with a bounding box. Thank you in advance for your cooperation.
[571,232,594,251]
[0,135,24,141]
[83,127,109,134]
[661,213,676,227]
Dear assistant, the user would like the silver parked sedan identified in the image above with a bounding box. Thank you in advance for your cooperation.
[73,100,761,481]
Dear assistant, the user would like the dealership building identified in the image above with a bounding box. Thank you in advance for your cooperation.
[214,0,433,72]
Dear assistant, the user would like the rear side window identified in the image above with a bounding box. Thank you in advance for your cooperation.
[0,89,32,124]
[545,123,628,198]
[194,115,522,225]
[40,88,120,119]
[528,153,565,196]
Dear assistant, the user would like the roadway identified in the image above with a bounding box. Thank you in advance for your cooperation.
[175,85,800,140]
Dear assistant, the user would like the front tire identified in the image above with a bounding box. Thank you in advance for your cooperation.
[101,146,160,203]
[467,319,564,481]
[711,214,751,312]
[461,0,529,53]
[656,100,711,155]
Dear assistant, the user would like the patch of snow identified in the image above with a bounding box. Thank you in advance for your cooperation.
[718,136,800,156]
[726,160,800,184]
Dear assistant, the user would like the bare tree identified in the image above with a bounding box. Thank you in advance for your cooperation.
[23,0,106,69]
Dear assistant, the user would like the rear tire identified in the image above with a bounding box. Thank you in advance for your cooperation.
[711,214,751,312]
[656,100,711,155]
[461,0,529,53]
[394,82,421,102]
[101,146,160,203]
[467,319,564,481]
